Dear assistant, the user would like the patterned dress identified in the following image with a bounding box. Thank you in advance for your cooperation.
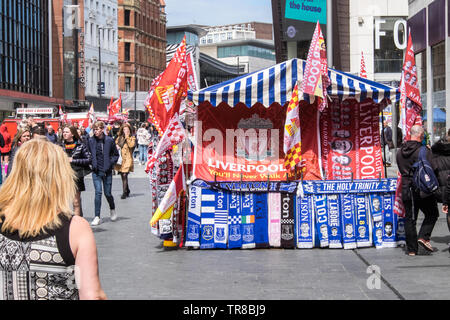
[0,215,79,300]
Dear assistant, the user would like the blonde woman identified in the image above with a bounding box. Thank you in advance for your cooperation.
[0,140,106,300]
[114,123,136,199]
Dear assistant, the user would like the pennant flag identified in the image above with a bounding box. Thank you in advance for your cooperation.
[301,21,330,112]
[283,83,302,171]
[359,51,368,79]
[145,36,188,136]
[58,105,63,117]
[145,113,186,174]
[88,103,95,126]
[108,94,122,118]
[150,165,186,226]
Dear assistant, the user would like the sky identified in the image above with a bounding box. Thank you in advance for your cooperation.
[164,0,273,27]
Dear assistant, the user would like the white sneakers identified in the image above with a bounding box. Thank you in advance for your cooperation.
[91,216,101,226]
[110,209,117,221]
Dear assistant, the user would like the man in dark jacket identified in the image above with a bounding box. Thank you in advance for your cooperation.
[431,131,450,203]
[397,125,439,256]
[87,121,120,226]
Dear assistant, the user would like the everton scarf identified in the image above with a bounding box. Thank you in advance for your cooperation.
[296,195,315,249]
[369,194,383,222]
[372,210,384,249]
[185,185,202,248]
[200,188,215,249]
[268,193,281,248]
[327,195,342,249]
[280,193,295,248]
[340,194,356,250]
[214,190,229,249]
[314,194,329,248]
[355,194,372,248]
[241,193,256,249]
[382,193,397,248]
[396,215,406,246]
[228,192,242,249]
[254,193,269,248]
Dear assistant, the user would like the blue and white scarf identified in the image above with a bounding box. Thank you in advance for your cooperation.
[296,195,315,248]
[355,194,372,247]
[254,193,269,248]
[382,193,396,248]
[228,192,242,249]
[327,195,342,249]
[214,190,229,249]
[280,193,295,248]
[369,193,383,222]
[185,185,202,248]
[340,194,356,250]
[200,188,216,249]
[396,215,406,246]
[314,194,329,248]
[241,193,256,249]
[372,207,384,249]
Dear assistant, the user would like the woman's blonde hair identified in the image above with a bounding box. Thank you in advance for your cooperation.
[0,139,76,238]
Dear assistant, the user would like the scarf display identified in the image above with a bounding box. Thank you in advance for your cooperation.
[314,194,329,248]
[355,194,372,247]
[296,195,315,248]
[195,179,298,194]
[340,194,357,250]
[241,193,256,249]
[254,193,269,248]
[280,193,295,248]
[214,190,228,249]
[327,195,342,249]
[369,193,383,222]
[185,185,202,248]
[200,189,216,249]
[382,193,396,248]
[228,192,242,249]
[268,193,281,247]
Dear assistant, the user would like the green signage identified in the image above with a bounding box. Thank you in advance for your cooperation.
[284,0,327,24]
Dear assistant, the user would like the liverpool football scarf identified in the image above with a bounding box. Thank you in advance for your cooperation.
[382,193,396,248]
[228,192,242,249]
[214,190,229,249]
[297,195,315,248]
[340,193,356,250]
[254,192,269,248]
[241,193,256,249]
[355,194,372,248]
[268,193,281,248]
[185,185,202,248]
[280,193,295,248]
[314,194,329,248]
[200,188,215,249]
[327,195,342,249]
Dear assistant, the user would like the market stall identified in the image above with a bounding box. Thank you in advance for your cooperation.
[183,58,403,250]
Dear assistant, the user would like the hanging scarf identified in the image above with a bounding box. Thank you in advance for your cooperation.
[296,195,315,248]
[355,194,372,248]
[214,190,228,249]
[200,188,215,249]
[340,194,357,250]
[396,215,406,247]
[254,193,269,248]
[280,193,295,248]
[241,193,255,249]
[185,185,202,248]
[227,192,242,249]
[327,195,342,249]
[314,194,329,248]
[382,193,396,248]
[268,193,281,248]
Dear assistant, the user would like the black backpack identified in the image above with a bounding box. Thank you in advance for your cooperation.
[410,146,439,197]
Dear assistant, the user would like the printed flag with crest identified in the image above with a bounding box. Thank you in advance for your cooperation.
[108,94,122,119]
[88,103,95,126]
[145,36,188,136]
[283,83,302,171]
[359,51,368,79]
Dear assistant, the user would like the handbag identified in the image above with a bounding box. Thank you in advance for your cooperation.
[116,147,123,165]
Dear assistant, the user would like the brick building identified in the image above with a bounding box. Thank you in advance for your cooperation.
[117,0,166,95]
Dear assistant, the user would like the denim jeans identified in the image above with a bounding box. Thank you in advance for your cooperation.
[92,171,115,217]
[139,144,148,163]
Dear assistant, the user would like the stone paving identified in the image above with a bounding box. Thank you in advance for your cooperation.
[80,163,450,300]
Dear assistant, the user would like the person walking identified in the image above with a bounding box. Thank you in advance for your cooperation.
[46,125,58,144]
[0,124,11,176]
[136,123,151,165]
[431,129,450,204]
[60,126,92,217]
[7,128,31,177]
[0,139,107,300]
[396,125,439,256]
[381,120,393,166]
[87,121,119,226]
[114,123,136,199]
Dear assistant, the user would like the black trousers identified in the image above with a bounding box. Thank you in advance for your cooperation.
[402,192,439,253]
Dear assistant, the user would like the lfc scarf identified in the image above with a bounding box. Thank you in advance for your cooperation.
[185,185,201,248]
[241,193,255,249]
[280,193,295,248]
[327,195,342,249]
[254,193,269,248]
[268,193,281,248]
[214,190,228,249]
[296,195,315,249]
[340,194,356,250]
[200,189,215,249]
[382,193,396,248]
[314,194,329,248]
[355,194,372,248]
[227,192,242,249]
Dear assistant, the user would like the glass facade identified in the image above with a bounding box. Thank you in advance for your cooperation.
[0,0,50,95]
[218,45,275,60]
[374,17,405,73]
[166,31,198,46]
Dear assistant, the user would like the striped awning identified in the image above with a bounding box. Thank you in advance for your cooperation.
[188,58,400,107]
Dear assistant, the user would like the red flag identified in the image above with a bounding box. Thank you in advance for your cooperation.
[283,83,303,171]
[145,36,188,136]
[359,51,368,78]
[109,94,122,118]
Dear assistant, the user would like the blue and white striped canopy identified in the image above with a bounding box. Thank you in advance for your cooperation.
[187,58,400,107]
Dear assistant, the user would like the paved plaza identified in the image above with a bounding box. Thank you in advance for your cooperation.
[80,164,450,300]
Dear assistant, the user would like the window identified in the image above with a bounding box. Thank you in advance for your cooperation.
[373,17,405,73]
[124,42,131,61]
[125,77,131,92]
[124,10,130,26]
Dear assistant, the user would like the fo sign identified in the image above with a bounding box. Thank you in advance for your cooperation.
[374,17,407,50]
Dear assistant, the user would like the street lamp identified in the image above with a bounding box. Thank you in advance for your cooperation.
[97,26,112,99]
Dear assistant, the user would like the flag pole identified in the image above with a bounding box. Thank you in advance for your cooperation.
[381,109,387,177]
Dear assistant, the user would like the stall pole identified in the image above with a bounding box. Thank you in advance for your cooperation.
[381,109,387,177]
